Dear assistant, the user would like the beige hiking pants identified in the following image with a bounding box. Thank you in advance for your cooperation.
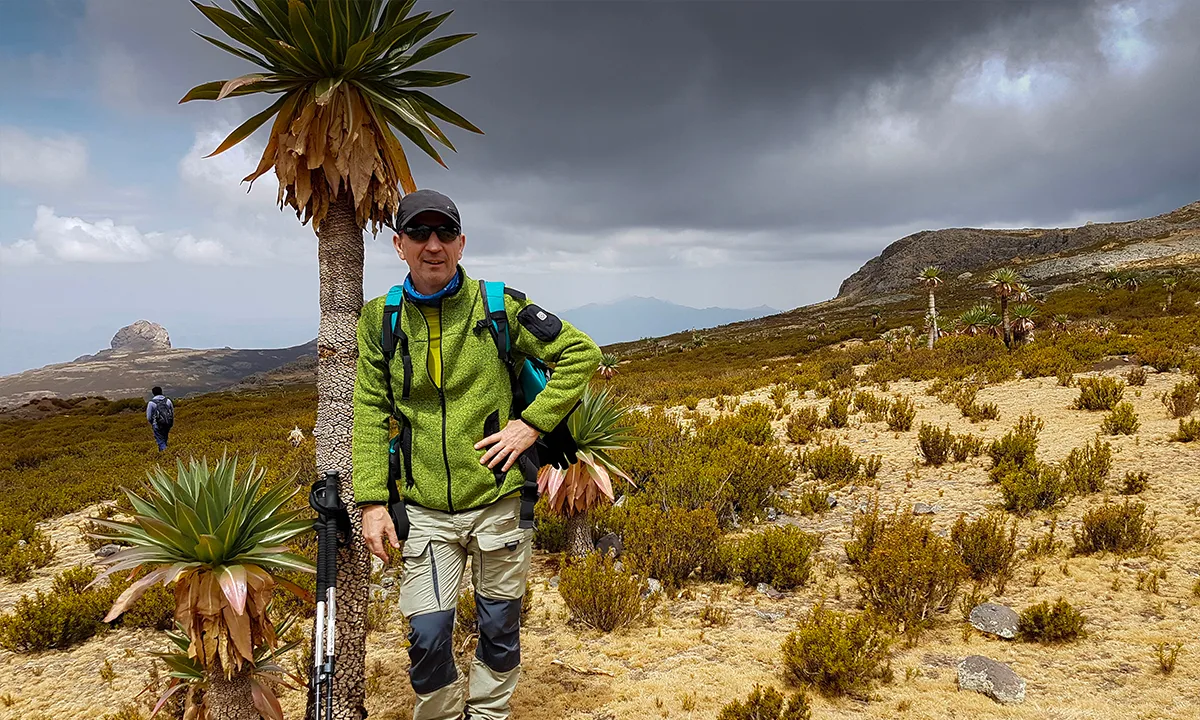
[400,495,533,720]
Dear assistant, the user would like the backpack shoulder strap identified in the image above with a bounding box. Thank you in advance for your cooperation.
[479,280,513,361]
[380,285,411,403]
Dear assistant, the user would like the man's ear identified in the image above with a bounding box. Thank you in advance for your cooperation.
[393,233,405,261]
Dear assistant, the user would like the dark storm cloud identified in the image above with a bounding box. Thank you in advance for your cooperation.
[71,0,1200,254]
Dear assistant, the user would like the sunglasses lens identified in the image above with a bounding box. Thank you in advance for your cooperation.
[404,224,458,242]
[404,226,432,241]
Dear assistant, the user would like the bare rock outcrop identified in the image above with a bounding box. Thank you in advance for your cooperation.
[110,320,171,352]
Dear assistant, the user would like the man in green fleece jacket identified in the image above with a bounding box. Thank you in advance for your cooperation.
[352,189,601,720]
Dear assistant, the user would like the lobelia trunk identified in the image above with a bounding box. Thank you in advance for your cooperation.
[566,513,593,558]
[206,671,258,720]
[1001,297,1012,349]
[927,290,938,350]
[305,190,370,720]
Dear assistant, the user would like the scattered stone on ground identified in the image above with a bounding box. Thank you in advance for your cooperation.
[969,603,1020,640]
[913,502,940,515]
[957,655,1027,705]
[756,583,783,600]
[595,533,623,558]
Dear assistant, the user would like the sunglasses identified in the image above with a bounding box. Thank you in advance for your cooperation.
[402,224,460,242]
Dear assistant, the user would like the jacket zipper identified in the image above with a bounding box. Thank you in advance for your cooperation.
[437,305,453,512]
[417,304,455,513]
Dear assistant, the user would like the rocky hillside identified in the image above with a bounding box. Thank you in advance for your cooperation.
[838,200,1200,299]
[0,321,315,410]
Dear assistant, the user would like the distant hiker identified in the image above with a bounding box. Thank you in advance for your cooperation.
[353,189,600,720]
[146,386,174,451]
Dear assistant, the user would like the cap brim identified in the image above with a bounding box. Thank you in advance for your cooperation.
[394,208,458,230]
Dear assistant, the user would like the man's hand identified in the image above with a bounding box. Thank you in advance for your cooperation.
[475,419,540,471]
[362,505,399,563]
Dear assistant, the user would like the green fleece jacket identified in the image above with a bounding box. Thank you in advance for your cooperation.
[351,266,602,513]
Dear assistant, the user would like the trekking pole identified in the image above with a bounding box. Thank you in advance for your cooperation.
[309,470,348,720]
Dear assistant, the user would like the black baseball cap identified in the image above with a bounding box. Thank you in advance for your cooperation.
[389,189,461,231]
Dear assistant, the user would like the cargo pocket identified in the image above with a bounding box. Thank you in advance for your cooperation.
[399,536,439,617]
[474,527,533,601]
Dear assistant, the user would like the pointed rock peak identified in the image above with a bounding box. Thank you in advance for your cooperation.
[111,320,171,352]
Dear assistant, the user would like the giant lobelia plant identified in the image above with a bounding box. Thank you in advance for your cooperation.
[180,1,482,713]
[537,384,636,557]
[89,453,315,720]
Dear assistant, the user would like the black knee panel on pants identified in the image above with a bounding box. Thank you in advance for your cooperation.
[475,594,522,673]
[408,609,458,693]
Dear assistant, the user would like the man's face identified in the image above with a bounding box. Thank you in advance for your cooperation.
[393,210,465,292]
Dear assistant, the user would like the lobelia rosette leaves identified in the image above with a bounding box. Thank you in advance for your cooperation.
[88,450,315,677]
[180,0,483,233]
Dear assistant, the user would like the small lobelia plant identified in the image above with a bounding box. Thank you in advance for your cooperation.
[537,384,636,557]
[88,452,315,720]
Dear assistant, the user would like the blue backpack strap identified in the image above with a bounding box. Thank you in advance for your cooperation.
[381,285,411,401]
[480,280,512,358]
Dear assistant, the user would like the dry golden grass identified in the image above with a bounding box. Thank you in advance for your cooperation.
[3,366,1200,719]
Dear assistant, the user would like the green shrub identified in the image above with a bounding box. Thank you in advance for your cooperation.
[1061,438,1113,494]
[0,565,116,652]
[0,527,56,583]
[698,537,740,583]
[824,393,851,429]
[987,412,1044,482]
[845,499,884,567]
[1101,402,1140,435]
[533,496,567,553]
[1126,366,1148,386]
[1017,598,1086,643]
[851,511,968,637]
[785,407,822,445]
[792,484,833,516]
[950,512,1019,594]
[558,551,658,632]
[718,685,811,720]
[1162,379,1199,418]
[1073,376,1125,411]
[621,506,721,589]
[618,410,797,528]
[1073,500,1161,555]
[951,434,985,462]
[1170,418,1200,442]
[706,402,776,446]
[736,526,821,591]
[886,395,916,431]
[1057,366,1075,387]
[800,443,866,487]
[852,391,890,422]
[999,462,1068,515]
[956,388,1000,422]
[781,604,892,698]
[917,423,954,466]
[862,454,882,481]
[1120,471,1149,495]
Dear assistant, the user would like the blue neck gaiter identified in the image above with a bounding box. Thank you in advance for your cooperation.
[404,266,462,305]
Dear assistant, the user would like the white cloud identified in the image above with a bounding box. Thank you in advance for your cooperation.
[179,123,278,209]
[173,234,234,264]
[0,126,89,186]
[0,205,236,266]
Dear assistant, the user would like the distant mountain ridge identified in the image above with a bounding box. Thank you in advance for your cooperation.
[561,296,778,347]
[838,200,1200,299]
